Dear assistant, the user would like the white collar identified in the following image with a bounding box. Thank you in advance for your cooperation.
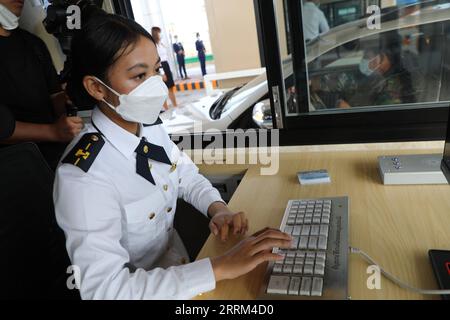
[91,108,144,160]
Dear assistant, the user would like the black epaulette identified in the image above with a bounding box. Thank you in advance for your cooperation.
[62,133,105,173]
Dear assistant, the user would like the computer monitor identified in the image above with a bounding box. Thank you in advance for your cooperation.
[442,111,450,183]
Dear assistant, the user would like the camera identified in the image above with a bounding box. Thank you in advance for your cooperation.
[44,0,105,112]
[44,0,104,55]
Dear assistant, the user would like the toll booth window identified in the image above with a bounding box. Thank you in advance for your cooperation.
[286,0,450,116]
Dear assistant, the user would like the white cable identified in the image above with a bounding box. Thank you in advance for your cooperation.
[350,247,450,295]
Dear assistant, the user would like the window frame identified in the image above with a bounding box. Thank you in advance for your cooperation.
[256,0,450,145]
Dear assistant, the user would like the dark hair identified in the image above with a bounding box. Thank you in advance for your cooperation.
[151,26,161,33]
[68,14,155,107]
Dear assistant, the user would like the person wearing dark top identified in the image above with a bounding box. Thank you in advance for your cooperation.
[338,33,416,109]
[195,32,207,76]
[0,0,83,170]
[0,104,14,139]
[173,35,188,79]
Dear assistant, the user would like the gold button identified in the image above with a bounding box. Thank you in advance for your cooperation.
[91,135,99,142]
[166,207,173,213]
[163,185,169,191]
[149,213,156,220]
[143,145,149,154]
[170,163,177,172]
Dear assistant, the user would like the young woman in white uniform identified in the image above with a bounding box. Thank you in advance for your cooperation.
[54,14,291,300]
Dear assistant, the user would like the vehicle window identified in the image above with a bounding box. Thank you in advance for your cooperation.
[287,0,450,115]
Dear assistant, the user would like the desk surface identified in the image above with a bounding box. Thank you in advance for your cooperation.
[196,146,450,300]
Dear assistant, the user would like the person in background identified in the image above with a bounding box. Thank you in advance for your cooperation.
[301,0,330,42]
[195,32,207,77]
[151,26,177,110]
[0,0,83,170]
[173,35,188,80]
[338,34,416,109]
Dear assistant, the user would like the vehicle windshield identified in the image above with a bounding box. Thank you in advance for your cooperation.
[210,74,267,119]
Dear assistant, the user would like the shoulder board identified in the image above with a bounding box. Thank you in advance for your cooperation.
[62,133,105,173]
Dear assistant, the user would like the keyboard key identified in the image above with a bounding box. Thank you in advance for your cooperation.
[311,225,320,236]
[296,251,307,258]
[318,236,328,250]
[283,265,293,274]
[292,226,302,236]
[300,277,312,296]
[314,264,325,276]
[299,236,309,249]
[305,257,315,265]
[311,278,324,297]
[316,252,326,260]
[287,251,296,258]
[320,225,329,236]
[301,225,311,236]
[285,258,294,265]
[267,276,290,295]
[304,218,312,224]
[306,252,316,259]
[303,264,314,275]
[308,236,318,250]
[294,257,304,265]
[295,217,304,224]
[287,218,296,225]
[288,277,302,295]
[293,264,303,274]
[273,265,283,273]
[291,237,299,249]
[315,256,326,267]
[284,226,294,235]
[313,217,322,224]
[322,217,330,225]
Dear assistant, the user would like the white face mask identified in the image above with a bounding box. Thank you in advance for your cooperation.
[95,75,168,124]
[0,4,19,31]
[359,57,380,77]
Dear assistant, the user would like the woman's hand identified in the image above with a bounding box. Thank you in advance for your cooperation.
[208,202,249,241]
[211,228,292,282]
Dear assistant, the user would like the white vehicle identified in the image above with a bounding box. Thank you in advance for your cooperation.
[161,3,450,134]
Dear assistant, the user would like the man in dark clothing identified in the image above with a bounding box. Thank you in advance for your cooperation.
[338,33,416,109]
[0,0,83,170]
[195,32,207,76]
[173,35,188,79]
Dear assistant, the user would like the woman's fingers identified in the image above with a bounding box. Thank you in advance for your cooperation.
[210,221,219,236]
[220,222,230,242]
[232,213,244,235]
[254,252,285,265]
[252,227,272,237]
[252,229,292,245]
[249,238,292,256]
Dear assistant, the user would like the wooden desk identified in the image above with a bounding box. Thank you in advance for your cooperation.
[196,145,450,300]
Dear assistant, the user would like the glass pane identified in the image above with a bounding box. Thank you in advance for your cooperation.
[288,0,450,116]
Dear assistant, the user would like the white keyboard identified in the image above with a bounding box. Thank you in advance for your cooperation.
[259,197,349,300]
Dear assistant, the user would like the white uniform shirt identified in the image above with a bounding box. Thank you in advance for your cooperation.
[54,108,223,300]
[157,43,169,62]
[302,1,330,42]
